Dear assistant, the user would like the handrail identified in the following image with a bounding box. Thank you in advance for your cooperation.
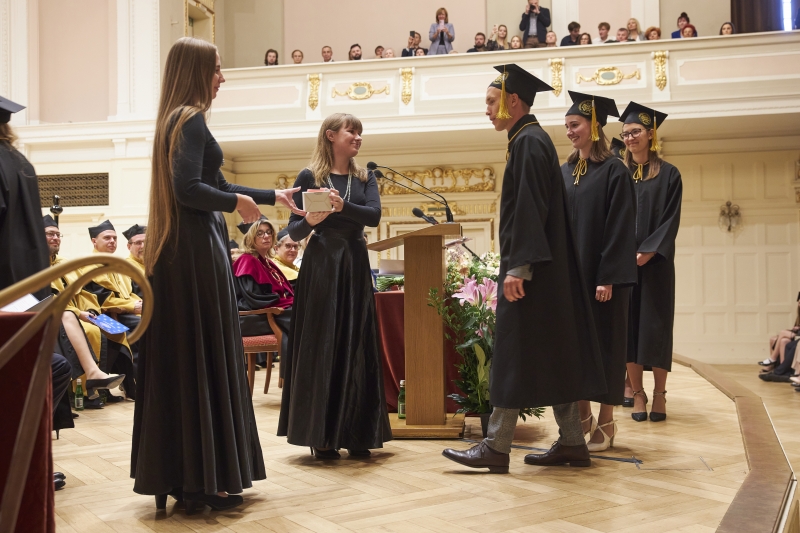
[0,256,153,532]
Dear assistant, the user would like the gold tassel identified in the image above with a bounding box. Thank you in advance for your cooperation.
[633,163,644,181]
[572,158,587,185]
[650,116,661,152]
[590,99,599,142]
[497,68,512,120]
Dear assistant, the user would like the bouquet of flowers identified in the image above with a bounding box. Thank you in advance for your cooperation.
[429,248,543,420]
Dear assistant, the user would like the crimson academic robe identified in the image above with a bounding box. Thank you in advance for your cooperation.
[491,115,606,409]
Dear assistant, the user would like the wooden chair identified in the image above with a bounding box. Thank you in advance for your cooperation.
[239,308,284,395]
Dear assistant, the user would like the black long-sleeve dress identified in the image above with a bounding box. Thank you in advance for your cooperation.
[277,169,392,450]
[131,112,269,496]
[628,161,682,371]
[562,157,638,405]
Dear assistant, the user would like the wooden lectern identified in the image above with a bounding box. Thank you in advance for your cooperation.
[368,223,465,438]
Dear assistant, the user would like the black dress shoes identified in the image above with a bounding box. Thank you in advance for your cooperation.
[347,449,372,457]
[310,448,341,460]
[83,396,105,409]
[523,441,591,467]
[759,371,792,383]
[54,475,66,491]
[183,491,243,514]
[442,441,510,473]
[54,472,66,480]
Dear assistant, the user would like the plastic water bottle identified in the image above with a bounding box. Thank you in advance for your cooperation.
[75,378,84,411]
[398,380,406,419]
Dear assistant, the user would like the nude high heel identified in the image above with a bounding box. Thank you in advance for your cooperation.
[587,420,617,452]
[581,413,597,443]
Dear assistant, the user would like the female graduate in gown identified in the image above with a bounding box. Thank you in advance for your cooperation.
[561,92,637,451]
[620,102,682,423]
[131,37,302,513]
[278,113,392,459]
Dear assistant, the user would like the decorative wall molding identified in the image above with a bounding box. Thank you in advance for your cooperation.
[549,58,564,97]
[38,173,110,207]
[307,73,321,110]
[400,68,413,105]
[331,81,389,100]
[653,50,669,91]
[576,66,641,86]
[378,167,496,195]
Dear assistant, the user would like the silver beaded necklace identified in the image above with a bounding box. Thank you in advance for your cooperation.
[326,173,352,202]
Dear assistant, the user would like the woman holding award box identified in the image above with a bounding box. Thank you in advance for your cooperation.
[278,113,392,460]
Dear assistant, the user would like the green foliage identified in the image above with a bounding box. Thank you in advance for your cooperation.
[376,275,405,292]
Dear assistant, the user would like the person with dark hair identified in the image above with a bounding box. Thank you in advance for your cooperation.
[681,24,698,38]
[467,32,488,52]
[374,45,385,59]
[594,22,611,44]
[402,33,420,56]
[321,45,334,62]
[579,33,592,45]
[561,21,581,46]
[428,7,455,55]
[348,44,362,60]
[264,49,279,66]
[671,12,691,38]
[719,22,736,35]
[123,224,146,298]
[520,0,551,48]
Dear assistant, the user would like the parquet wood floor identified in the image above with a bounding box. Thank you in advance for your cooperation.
[53,364,747,532]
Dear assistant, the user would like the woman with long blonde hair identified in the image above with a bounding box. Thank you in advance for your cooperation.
[277,113,391,460]
[130,37,301,514]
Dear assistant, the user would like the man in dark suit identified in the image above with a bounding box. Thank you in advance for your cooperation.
[519,0,550,48]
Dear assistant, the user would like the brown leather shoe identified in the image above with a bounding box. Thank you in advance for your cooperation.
[523,441,591,467]
[442,441,510,473]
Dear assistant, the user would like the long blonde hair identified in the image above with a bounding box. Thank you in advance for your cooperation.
[241,220,276,258]
[145,37,217,275]
[0,123,18,146]
[567,121,612,164]
[307,113,368,187]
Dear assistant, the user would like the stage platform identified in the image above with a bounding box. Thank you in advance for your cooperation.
[51,363,763,532]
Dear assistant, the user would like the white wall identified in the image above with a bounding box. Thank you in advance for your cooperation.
[216,0,283,68]
[660,0,730,37]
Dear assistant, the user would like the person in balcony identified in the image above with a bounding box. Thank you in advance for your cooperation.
[545,31,558,47]
[644,26,662,40]
[579,33,592,45]
[382,48,396,58]
[607,27,634,43]
[561,92,637,452]
[620,102,682,425]
[374,45,385,59]
[627,18,645,41]
[486,24,509,50]
[428,7,455,55]
[671,12,692,38]
[321,45,334,63]
[264,49,279,66]
[560,21,581,46]
[509,35,523,49]
[348,44,362,60]
[415,47,427,56]
[719,22,736,35]
[291,49,304,64]
[681,24,698,38]
[594,22,611,44]
[467,32,488,53]
[520,0,550,48]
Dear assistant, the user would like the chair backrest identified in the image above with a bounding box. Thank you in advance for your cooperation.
[0,256,152,533]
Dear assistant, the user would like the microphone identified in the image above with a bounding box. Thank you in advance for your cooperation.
[370,168,443,205]
[412,207,438,225]
[367,162,454,222]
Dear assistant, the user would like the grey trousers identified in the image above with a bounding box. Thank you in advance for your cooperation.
[484,402,584,454]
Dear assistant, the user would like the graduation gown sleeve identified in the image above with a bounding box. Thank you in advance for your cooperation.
[235,274,280,337]
[638,165,682,262]
[596,160,638,286]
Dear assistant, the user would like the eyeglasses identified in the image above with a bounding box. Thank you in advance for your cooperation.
[620,129,645,140]
[281,244,301,250]
[45,232,62,239]
[256,230,273,238]
[130,241,145,247]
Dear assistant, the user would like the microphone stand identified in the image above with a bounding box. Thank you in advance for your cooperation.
[373,164,454,222]
[373,170,442,205]
[445,237,483,263]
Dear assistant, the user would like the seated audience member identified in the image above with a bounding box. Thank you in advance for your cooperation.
[273,228,301,284]
[265,49,279,66]
[545,31,557,47]
[291,49,304,64]
[321,45,334,62]
[415,47,427,56]
[760,293,800,373]
[414,32,427,54]
[682,24,698,38]
[608,27,633,43]
[428,7,455,55]
[374,45,385,59]
[509,35,523,49]
[349,44,362,60]
[579,33,592,45]
[719,22,736,35]
[627,18,645,40]
[561,21,581,46]
[232,217,293,364]
[645,26,661,40]
[486,24,509,50]
[520,0,550,48]
[402,33,418,56]
[382,48,395,58]
[467,32,488,52]
[123,224,146,298]
[672,12,691,38]
[594,22,611,44]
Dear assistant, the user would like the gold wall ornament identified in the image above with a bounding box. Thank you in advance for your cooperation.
[576,66,640,86]
[184,0,215,43]
[308,74,321,110]
[332,81,390,100]
[549,58,564,97]
[653,50,668,91]
[400,68,414,105]
[377,167,496,195]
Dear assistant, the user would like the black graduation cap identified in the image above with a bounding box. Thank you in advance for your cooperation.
[237,215,268,235]
[122,224,146,241]
[489,64,553,116]
[619,101,668,152]
[610,137,627,158]
[0,95,25,124]
[43,214,58,228]
[566,91,619,139]
[277,228,290,242]
[88,220,115,238]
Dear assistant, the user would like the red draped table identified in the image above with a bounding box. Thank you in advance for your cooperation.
[374,291,462,413]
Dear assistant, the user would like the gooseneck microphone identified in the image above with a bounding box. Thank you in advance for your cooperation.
[367,162,454,222]
[412,207,439,225]
[370,168,442,205]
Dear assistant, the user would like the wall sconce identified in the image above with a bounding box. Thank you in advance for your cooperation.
[718,201,741,232]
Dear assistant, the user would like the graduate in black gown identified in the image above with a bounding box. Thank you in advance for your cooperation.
[130,38,302,513]
[620,102,682,423]
[278,112,391,459]
[443,65,605,473]
[561,92,637,452]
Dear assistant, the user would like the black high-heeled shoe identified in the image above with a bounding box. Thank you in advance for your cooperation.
[347,449,371,457]
[183,492,243,515]
[310,447,341,460]
[54,472,66,481]
[649,390,667,422]
[631,389,648,422]
[155,488,184,510]
[622,397,634,408]
[86,374,125,392]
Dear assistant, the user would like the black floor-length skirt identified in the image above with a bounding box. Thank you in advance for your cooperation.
[131,210,266,495]
[277,228,392,450]
[586,287,631,405]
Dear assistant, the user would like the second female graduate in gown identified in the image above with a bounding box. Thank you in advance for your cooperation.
[620,102,682,424]
[561,92,637,452]
[278,113,391,459]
